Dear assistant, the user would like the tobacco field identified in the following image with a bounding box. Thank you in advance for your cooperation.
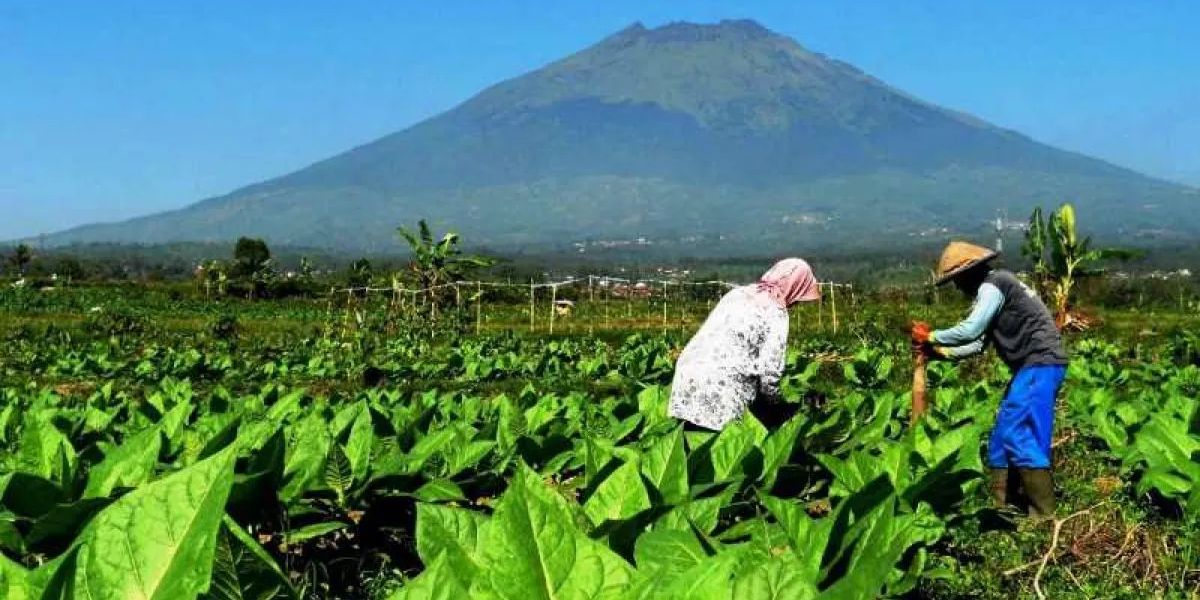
[0,288,1198,599]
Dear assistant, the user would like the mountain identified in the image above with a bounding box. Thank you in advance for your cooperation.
[40,19,1199,254]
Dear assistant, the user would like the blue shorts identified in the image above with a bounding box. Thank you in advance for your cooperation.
[988,364,1066,469]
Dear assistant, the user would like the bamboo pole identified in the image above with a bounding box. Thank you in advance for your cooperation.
[604,286,610,330]
[549,284,557,335]
[817,287,824,331]
[661,282,668,332]
[831,283,838,334]
[529,281,535,332]
[475,282,482,335]
[588,276,595,335]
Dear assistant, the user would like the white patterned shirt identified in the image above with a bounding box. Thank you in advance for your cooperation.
[668,286,789,431]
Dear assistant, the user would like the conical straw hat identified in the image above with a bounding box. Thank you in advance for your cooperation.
[935,241,998,285]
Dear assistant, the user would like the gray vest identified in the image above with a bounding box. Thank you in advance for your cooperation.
[984,270,1068,370]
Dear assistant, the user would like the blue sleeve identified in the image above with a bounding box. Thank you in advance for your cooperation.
[932,283,1003,346]
[938,339,985,359]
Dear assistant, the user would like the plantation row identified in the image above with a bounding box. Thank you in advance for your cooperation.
[0,305,1198,598]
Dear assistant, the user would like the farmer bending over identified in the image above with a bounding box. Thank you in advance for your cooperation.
[669,258,821,431]
[912,241,1067,518]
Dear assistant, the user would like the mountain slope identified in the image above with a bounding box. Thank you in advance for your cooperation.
[43,19,1198,253]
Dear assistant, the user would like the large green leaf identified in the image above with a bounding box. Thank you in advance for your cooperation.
[414,503,487,586]
[632,528,707,578]
[387,553,468,600]
[732,556,818,600]
[0,472,64,519]
[475,464,632,599]
[402,429,457,475]
[584,458,651,526]
[203,522,293,600]
[706,415,767,482]
[818,498,910,600]
[83,427,162,498]
[201,515,295,600]
[760,495,832,583]
[640,427,689,504]
[758,414,804,492]
[17,419,76,491]
[656,486,735,535]
[25,497,113,551]
[343,402,375,484]
[656,551,736,600]
[0,554,31,600]
[69,447,237,600]
[280,414,330,502]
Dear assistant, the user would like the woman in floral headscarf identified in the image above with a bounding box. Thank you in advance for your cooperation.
[668,258,821,431]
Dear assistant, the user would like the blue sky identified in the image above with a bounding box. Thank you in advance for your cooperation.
[2,0,1197,239]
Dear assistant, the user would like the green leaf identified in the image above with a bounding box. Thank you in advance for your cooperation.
[732,556,817,600]
[0,472,64,519]
[324,445,353,507]
[474,464,632,599]
[632,528,707,577]
[760,495,833,583]
[69,447,238,600]
[657,552,736,600]
[818,498,910,600]
[708,415,767,481]
[25,497,113,551]
[202,515,295,600]
[584,458,652,526]
[84,427,162,498]
[758,414,804,491]
[414,479,467,503]
[343,403,375,484]
[280,414,330,502]
[387,553,467,600]
[402,429,457,474]
[415,503,487,587]
[17,419,76,490]
[640,427,689,504]
[443,440,495,479]
[0,554,32,600]
[656,488,734,536]
[204,528,246,600]
[157,401,193,455]
[0,512,23,554]
[282,521,347,545]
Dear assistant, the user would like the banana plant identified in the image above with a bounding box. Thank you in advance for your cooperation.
[397,220,494,318]
[1023,203,1139,329]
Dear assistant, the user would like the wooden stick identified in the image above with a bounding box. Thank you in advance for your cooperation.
[911,348,928,426]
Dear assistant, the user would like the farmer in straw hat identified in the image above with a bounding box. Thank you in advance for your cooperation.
[669,258,821,431]
[912,241,1068,518]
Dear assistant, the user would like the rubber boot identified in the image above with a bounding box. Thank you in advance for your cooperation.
[1018,468,1055,519]
[989,468,1009,508]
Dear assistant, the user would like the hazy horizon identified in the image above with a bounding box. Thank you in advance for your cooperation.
[3,0,1198,240]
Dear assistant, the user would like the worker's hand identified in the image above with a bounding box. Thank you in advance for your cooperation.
[922,344,950,360]
[910,321,933,345]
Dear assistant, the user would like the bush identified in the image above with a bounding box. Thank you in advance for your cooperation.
[209,313,239,342]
